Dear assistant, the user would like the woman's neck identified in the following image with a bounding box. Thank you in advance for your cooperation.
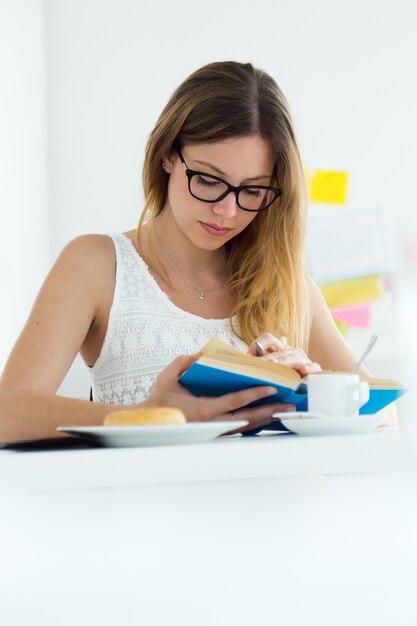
[151,211,228,285]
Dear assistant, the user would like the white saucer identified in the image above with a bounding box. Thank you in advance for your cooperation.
[279,414,386,436]
[57,421,248,448]
[272,411,325,420]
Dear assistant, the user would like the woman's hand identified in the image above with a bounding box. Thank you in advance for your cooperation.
[247,332,322,377]
[143,353,295,433]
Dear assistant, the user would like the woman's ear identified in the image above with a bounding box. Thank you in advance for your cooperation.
[161,151,174,174]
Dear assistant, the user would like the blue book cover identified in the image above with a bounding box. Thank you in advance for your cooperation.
[179,362,407,415]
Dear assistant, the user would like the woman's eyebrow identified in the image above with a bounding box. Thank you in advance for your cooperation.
[193,159,270,181]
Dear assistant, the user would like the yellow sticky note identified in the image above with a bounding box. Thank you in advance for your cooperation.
[309,170,348,204]
[320,275,383,309]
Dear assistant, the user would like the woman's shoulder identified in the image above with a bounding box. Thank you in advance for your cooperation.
[55,230,141,286]
[52,234,118,292]
[65,230,138,255]
[61,233,116,257]
[58,233,121,269]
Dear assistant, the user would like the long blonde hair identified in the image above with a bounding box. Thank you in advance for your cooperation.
[138,61,311,348]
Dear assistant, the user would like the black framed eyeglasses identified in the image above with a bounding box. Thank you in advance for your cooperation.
[174,146,282,213]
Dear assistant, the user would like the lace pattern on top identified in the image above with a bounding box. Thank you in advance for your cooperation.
[90,233,247,405]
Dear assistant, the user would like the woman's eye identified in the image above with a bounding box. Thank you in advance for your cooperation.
[196,175,221,187]
[244,188,263,198]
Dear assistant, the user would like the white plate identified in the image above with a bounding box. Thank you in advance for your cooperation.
[57,421,248,448]
[280,414,386,436]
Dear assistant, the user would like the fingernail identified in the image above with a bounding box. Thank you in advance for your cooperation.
[266,387,277,395]
[255,341,266,356]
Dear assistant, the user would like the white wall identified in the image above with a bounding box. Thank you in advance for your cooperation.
[44,0,417,253]
[0,0,49,370]
[3,0,417,414]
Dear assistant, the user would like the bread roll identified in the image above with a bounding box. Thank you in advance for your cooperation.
[103,406,186,427]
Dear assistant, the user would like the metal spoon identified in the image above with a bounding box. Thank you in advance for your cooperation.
[350,334,378,374]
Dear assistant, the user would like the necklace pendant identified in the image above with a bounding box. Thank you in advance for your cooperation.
[199,289,206,300]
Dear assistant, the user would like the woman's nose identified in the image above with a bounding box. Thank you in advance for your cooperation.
[212,191,238,217]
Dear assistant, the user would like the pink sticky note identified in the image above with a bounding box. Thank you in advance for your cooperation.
[330,303,372,329]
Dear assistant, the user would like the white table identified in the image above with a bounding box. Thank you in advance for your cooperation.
[1,427,417,626]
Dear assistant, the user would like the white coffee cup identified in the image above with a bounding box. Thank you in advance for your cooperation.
[307,373,369,418]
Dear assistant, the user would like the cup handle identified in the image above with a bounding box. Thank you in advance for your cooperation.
[347,381,370,415]
[358,381,370,409]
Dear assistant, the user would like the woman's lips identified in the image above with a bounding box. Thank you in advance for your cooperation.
[199,222,233,237]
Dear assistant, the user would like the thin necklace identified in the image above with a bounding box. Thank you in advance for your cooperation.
[154,230,228,300]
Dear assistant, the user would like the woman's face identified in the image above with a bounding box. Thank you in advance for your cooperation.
[161,135,275,251]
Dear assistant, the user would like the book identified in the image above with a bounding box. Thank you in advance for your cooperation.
[178,337,407,415]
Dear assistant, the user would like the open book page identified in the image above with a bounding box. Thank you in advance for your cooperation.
[199,338,301,387]
[199,339,404,391]
[359,376,404,390]
[313,369,404,390]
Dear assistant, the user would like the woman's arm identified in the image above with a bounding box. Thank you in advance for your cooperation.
[0,235,121,440]
[0,235,294,441]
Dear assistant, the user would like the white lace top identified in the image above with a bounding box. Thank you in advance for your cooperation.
[90,233,247,405]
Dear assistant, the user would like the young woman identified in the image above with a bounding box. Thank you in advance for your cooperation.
[0,61,396,441]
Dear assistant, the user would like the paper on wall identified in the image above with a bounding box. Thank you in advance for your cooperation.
[308,170,348,204]
[330,303,372,329]
[334,319,349,337]
[308,207,388,284]
[320,275,383,309]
